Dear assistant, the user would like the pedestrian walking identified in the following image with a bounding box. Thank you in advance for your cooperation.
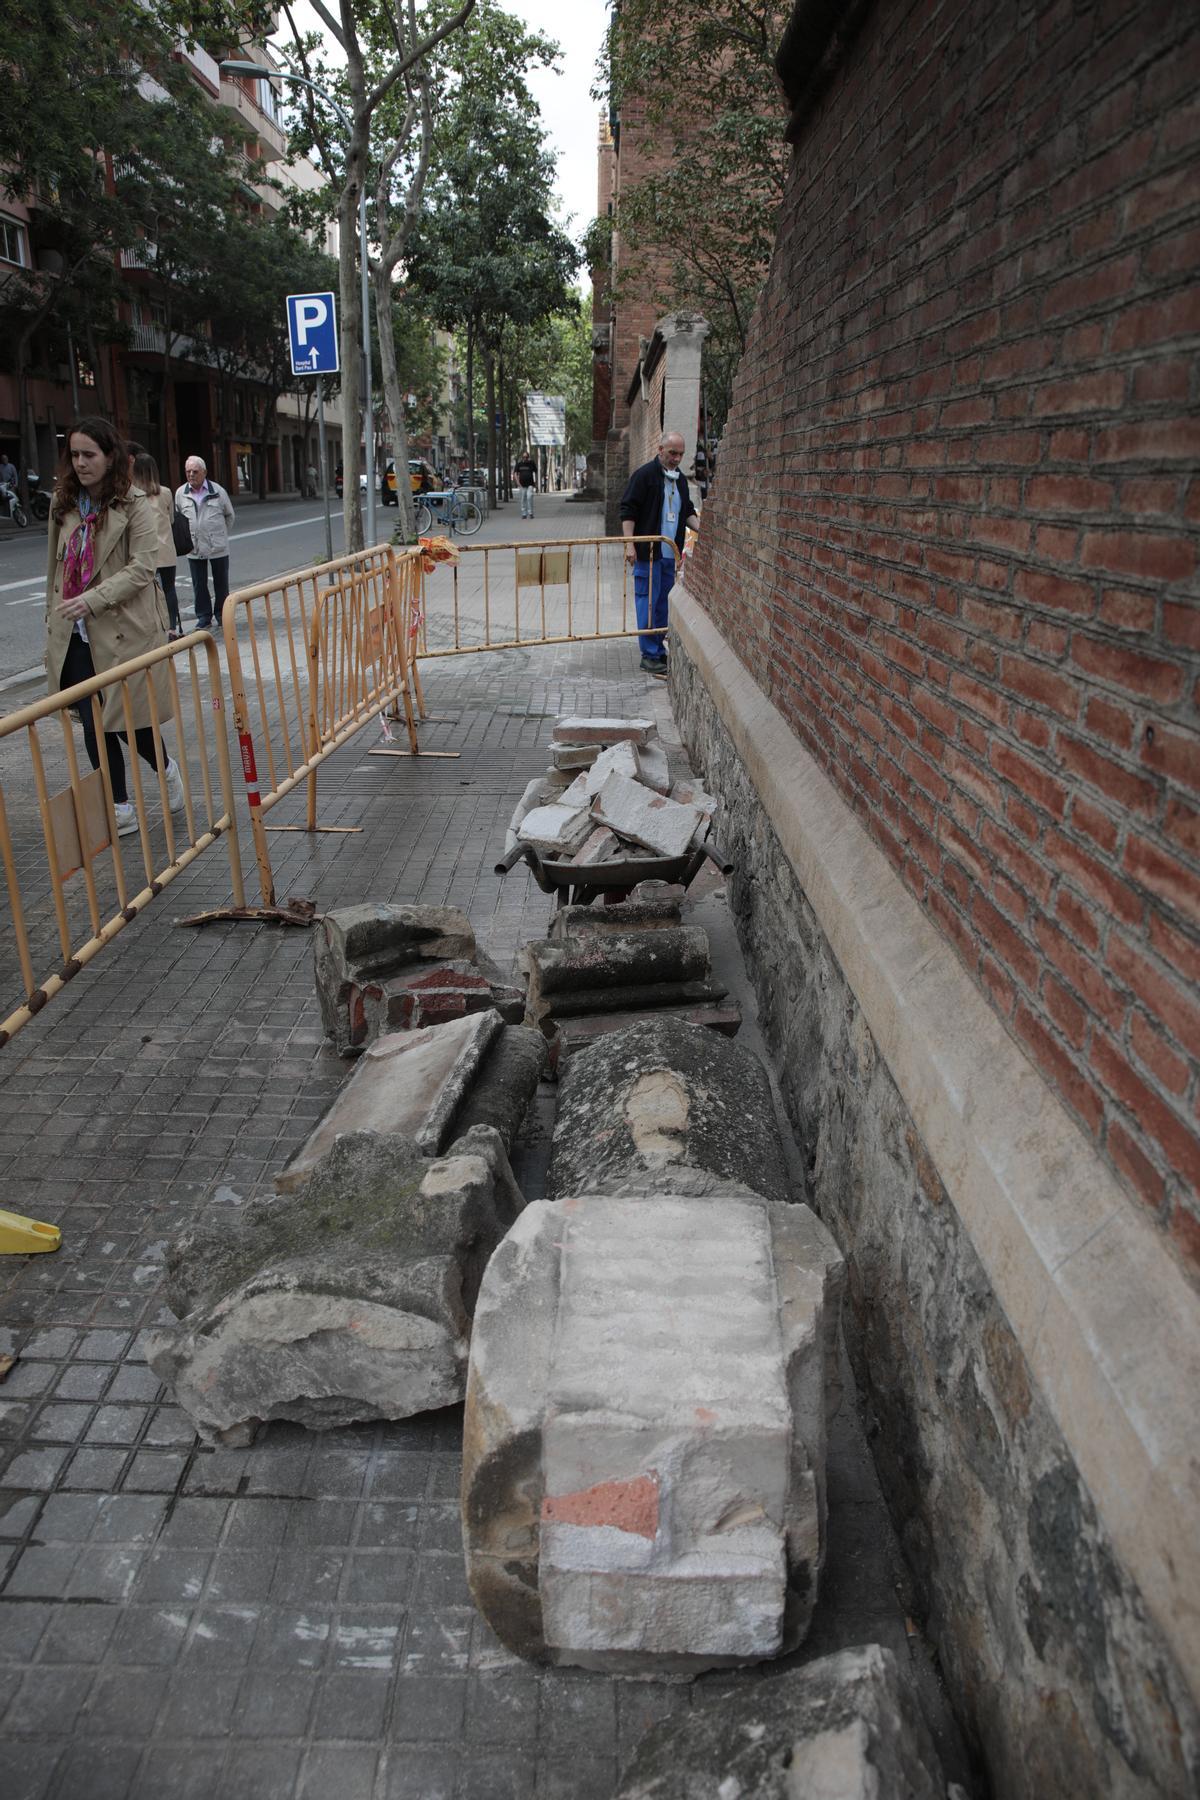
[514,447,537,520]
[128,445,182,638]
[175,454,235,630]
[619,431,700,678]
[46,416,183,837]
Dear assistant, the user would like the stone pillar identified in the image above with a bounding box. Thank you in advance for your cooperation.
[656,312,710,466]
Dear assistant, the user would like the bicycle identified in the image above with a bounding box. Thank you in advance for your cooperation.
[415,487,482,537]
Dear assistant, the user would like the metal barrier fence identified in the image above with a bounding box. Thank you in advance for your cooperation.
[415,535,676,657]
[0,530,654,1047]
[222,543,425,906]
[0,632,244,1047]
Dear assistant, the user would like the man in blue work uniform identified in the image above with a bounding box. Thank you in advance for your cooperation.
[619,430,701,679]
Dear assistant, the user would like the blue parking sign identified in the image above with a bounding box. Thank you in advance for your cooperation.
[286,292,339,376]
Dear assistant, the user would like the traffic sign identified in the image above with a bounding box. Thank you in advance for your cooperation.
[286,291,339,376]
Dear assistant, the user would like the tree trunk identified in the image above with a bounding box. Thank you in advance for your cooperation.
[499,358,509,501]
[485,351,497,511]
[338,176,363,552]
[465,321,475,479]
[374,261,417,544]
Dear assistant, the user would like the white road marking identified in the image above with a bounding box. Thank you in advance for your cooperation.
[0,576,42,594]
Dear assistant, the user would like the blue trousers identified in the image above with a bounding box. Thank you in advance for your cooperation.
[633,556,674,660]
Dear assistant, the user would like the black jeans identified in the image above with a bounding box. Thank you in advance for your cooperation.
[188,555,229,627]
[158,565,180,632]
[60,633,160,807]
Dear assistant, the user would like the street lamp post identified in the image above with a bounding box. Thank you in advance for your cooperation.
[219,60,377,548]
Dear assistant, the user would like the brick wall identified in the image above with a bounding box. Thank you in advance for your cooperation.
[687,0,1200,1267]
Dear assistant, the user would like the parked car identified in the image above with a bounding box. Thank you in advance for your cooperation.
[457,467,488,488]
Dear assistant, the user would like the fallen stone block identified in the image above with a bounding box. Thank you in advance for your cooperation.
[315,904,478,1055]
[669,777,718,818]
[535,979,730,1026]
[552,717,656,747]
[546,1004,742,1069]
[518,802,595,858]
[381,963,524,1033]
[548,897,683,940]
[148,1126,525,1445]
[548,1017,788,1203]
[592,772,704,860]
[278,1008,503,1191]
[462,1192,844,1674]
[447,1024,549,1153]
[634,741,672,795]
[525,929,712,1028]
[614,1644,947,1799]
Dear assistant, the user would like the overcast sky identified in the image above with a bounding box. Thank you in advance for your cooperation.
[282,2,611,249]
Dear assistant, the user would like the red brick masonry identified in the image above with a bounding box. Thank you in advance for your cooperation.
[687,0,1200,1270]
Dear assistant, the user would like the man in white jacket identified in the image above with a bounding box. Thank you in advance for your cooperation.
[176,455,236,630]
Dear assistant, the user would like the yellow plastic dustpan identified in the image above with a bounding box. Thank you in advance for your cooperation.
[0,1210,62,1254]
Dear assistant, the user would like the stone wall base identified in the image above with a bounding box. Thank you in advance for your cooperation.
[668,588,1200,1800]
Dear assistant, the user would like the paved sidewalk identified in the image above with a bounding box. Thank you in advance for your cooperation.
[0,518,970,1799]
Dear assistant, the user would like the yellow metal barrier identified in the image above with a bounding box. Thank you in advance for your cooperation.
[222,544,424,905]
[0,632,244,1048]
[416,535,676,658]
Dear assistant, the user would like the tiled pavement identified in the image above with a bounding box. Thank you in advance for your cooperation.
[0,526,970,1799]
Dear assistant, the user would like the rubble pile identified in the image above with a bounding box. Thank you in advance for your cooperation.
[505,717,719,874]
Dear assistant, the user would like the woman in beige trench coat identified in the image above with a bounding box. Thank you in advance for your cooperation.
[46,416,181,836]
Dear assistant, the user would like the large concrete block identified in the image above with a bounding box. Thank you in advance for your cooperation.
[614,1644,947,1799]
[548,1018,789,1203]
[462,1193,844,1674]
[278,1009,502,1191]
[147,1127,524,1445]
[313,904,520,1055]
[525,929,713,1030]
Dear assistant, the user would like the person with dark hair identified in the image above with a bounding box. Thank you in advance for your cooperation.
[129,447,181,638]
[514,447,537,519]
[45,416,182,837]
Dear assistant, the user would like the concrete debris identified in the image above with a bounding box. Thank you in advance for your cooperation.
[613,1644,948,1799]
[277,1009,503,1192]
[549,897,683,940]
[147,1126,525,1445]
[552,717,656,746]
[583,740,640,794]
[570,827,621,866]
[551,741,601,771]
[591,772,704,860]
[525,929,713,1030]
[446,1024,549,1152]
[462,1192,844,1674]
[634,741,672,795]
[314,904,521,1055]
[517,802,595,857]
[546,1004,742,1068]
[548,1018,787,1204]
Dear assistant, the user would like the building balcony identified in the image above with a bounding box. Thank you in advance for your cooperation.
[177,39,221,96]
[219,77,288,162]
[120,242,157,272]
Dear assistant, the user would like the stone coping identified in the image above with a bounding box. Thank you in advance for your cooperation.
[671,584,1200,1700]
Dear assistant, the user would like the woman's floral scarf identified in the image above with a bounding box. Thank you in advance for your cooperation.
[63,492,101,601]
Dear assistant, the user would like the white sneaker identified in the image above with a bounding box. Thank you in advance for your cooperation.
[164,757,185,813]
[113,802,138,838]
